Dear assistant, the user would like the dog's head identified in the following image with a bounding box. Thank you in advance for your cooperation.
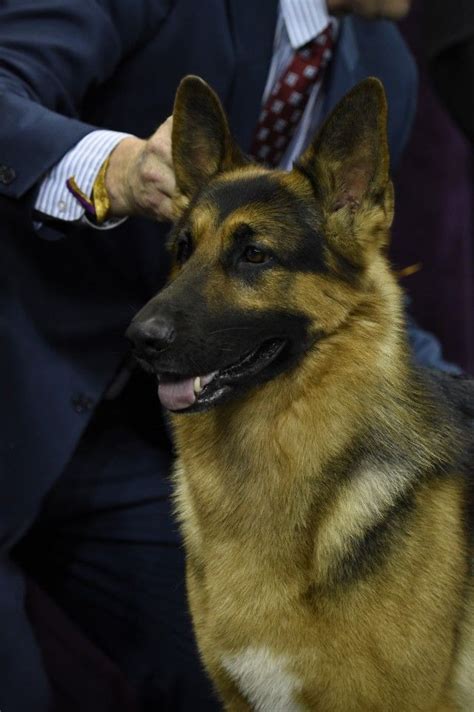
[127,76,395,412]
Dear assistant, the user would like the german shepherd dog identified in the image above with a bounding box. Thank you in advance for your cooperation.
[127,77,474,711]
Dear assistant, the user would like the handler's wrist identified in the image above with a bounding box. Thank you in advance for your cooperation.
[106,136,146,217]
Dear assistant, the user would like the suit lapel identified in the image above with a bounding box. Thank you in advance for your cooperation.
[226,0,278,150]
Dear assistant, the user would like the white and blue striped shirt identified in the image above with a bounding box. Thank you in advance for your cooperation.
[34,0,336,226]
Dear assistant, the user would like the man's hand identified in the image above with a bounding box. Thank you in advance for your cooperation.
[105,116,176,221]
[327,0,411,20]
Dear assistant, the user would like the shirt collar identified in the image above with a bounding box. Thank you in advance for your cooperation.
[280,0,331,49]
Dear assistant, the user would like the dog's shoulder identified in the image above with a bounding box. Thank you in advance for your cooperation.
[426,369,474,415]
[422,369,474,462]
[422,369,474,550]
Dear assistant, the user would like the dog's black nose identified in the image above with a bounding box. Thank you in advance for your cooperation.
[126,316,176,353]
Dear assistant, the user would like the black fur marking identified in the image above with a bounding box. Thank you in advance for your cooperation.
[287,229,329,276]
[319,487,416,591]
[204,174,289,223]
[176,230,194,265]
[229,223,256,244]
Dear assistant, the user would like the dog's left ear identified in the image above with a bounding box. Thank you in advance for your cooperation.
[172,76,246,201]
[295,78,394,265]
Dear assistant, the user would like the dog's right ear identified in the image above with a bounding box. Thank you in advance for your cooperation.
[294,78,393,266]
[172,76,245,200]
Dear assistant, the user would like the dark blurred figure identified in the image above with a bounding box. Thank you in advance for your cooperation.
[391,0,474,374]
[426,0,474,145]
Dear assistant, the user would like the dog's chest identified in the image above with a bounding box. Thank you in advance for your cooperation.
[221,646,305,712]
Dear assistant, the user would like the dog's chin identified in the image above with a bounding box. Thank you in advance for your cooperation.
[149,338,290,413]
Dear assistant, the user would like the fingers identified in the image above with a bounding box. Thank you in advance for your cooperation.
[139,147,176,200]
[148,116,174,172]
[327,0,411,19]
[106,116,178,221]
[136,116,177,219]
[356,0,411,19]
[157,195,176,222]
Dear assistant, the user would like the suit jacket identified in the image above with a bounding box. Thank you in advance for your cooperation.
[0,0,417,547]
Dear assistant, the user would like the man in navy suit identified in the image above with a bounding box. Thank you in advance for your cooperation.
[0,0,452,709]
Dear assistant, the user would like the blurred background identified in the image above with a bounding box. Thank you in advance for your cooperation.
[391,0,474,374]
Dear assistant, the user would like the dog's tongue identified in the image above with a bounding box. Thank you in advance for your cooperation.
[158,373,216,411]
[158,378,196,411]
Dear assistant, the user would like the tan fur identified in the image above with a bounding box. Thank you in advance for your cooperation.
[143,77,474,710]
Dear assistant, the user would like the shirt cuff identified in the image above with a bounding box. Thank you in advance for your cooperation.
[34,130,132,226]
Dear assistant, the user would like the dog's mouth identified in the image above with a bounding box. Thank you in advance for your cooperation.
[156,338,287,412]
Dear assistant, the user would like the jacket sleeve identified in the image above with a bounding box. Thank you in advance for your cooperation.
[0,0,170,199]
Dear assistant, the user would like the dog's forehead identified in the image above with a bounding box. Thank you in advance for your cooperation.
[201,171,294,221]
[188,169,317,245]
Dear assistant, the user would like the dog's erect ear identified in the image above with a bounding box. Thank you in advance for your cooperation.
[295,78,394,264]
[172,76,245,199]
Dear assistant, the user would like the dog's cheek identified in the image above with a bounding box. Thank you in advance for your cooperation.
[223,268,341,342]
[289,272,358,336]
[223,270,345,340]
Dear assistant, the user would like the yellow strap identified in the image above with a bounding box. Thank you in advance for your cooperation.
[92,155,111,224]
[396,262,423,279]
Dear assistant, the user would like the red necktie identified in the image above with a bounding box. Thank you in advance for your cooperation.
[250,25,334,167]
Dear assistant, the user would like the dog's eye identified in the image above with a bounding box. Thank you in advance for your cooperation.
[176,233,192,265]
[242,246,269,264]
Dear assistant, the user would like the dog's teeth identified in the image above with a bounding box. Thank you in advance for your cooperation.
[194,376,202,394]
